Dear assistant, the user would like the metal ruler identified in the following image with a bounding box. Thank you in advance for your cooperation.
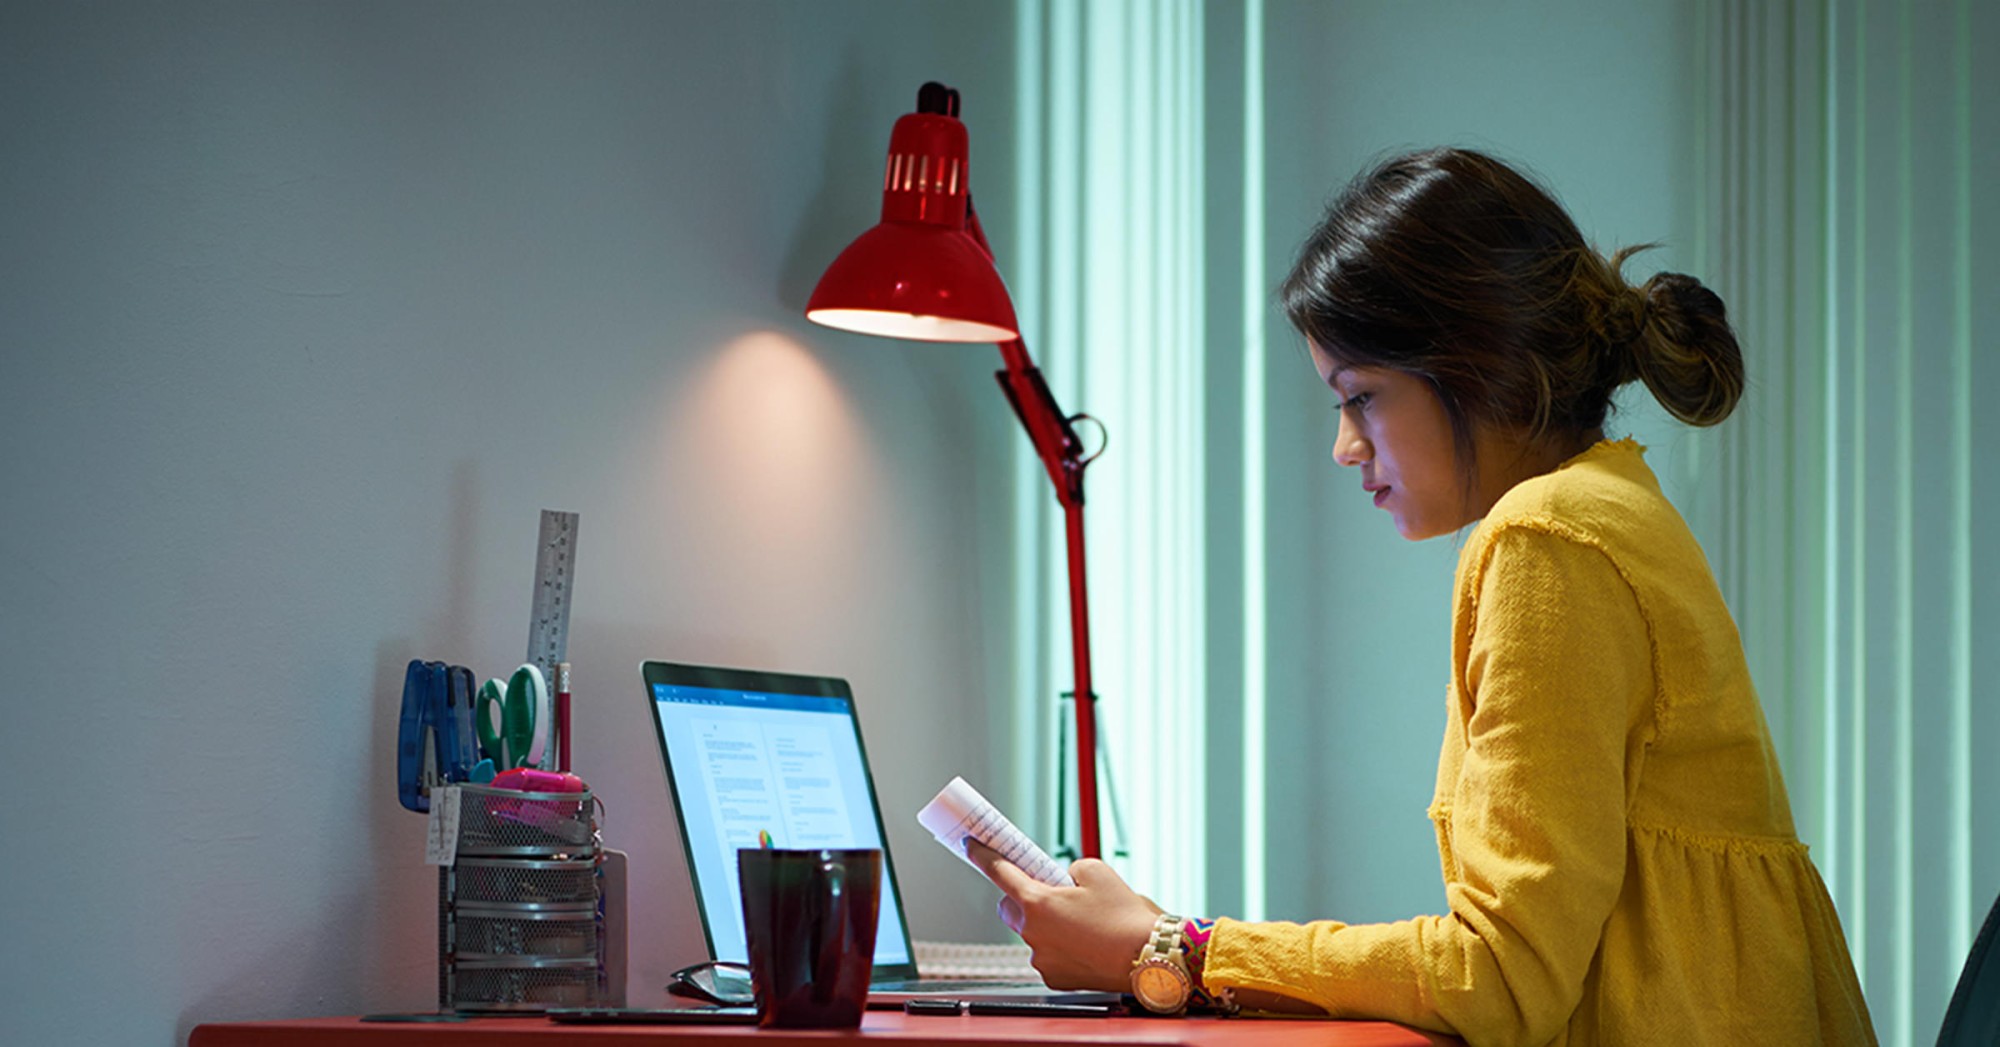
[526,509,580,686]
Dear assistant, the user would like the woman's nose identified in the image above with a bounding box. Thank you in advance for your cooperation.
[1332,413,1370,467]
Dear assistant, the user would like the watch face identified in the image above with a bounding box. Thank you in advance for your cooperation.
[1132,962,1189,1009]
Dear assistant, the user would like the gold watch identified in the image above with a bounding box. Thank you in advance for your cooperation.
[1129,913,1193,1014]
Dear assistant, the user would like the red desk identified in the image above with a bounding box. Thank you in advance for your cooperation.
[189,1013,1457,1046]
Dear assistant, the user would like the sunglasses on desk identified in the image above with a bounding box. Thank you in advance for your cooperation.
[667,961,755,1006]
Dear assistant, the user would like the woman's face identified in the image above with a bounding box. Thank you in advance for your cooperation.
[1308,342,1477,541]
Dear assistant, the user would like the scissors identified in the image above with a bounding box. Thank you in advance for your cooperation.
[477,663,550,770]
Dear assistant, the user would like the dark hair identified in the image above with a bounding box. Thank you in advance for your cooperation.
[1281,147,1743,478]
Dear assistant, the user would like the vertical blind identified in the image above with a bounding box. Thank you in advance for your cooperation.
[1010,0,1213,910]
[1005,5,1994,1039]
[1694,1,1996,1043]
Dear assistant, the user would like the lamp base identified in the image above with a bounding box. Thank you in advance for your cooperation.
[1051,691,1128,862]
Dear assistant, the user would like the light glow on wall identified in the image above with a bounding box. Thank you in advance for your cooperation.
[663,330,882,623]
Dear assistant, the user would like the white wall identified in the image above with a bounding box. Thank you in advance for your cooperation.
[0,2,1021,1042]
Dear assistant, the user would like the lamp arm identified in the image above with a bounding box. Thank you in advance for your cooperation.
[994,353,1086,507]
[968,198,1090,504]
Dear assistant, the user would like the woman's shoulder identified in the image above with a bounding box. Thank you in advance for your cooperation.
[1458,437,1720,612]
[1454,438,1683,589]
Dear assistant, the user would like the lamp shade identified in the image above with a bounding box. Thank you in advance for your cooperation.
[806,105,1020,343]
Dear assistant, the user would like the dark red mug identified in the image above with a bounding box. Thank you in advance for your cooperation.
[736,848,881,1028]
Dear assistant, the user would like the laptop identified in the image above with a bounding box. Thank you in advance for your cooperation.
[641,660,1118,1008]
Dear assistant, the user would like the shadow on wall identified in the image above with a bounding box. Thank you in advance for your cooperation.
[776,46,933,318]
[175,635,446,1041]
[192,460,490,1033]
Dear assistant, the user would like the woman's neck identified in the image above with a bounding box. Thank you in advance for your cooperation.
[1465,426,1605,522]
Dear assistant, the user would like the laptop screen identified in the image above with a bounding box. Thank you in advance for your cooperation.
[644,663,915,974]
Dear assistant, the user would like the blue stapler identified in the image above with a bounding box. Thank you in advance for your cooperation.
[396,660,480,812]
[441,664,477,782]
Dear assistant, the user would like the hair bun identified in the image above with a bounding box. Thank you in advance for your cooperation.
[1600,285,1649,386]
[1633,272,1744,427]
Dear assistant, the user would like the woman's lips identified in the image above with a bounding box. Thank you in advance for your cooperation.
[1373,486,1390,508]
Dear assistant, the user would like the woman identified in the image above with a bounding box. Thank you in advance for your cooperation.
[967,148,1876,1046]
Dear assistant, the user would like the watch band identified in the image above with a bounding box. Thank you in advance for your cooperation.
[1141,913,1185,963]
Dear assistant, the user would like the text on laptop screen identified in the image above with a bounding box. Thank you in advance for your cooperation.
[651,681,912,966]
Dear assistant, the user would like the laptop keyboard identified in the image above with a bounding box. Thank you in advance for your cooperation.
[913,940,1039,981]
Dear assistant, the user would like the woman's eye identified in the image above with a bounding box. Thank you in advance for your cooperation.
[1335,392,1372,413]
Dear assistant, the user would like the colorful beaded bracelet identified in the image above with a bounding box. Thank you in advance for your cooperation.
[1180,916,1238,1015]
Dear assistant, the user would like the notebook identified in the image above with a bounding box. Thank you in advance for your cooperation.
[641,660,1117,1007]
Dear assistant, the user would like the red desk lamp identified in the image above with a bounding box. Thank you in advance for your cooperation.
[807,82,1107,860]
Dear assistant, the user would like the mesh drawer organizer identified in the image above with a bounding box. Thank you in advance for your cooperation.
[438,784,607,1012]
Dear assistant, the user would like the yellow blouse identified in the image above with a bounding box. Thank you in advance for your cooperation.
[1204,439,1875,1046]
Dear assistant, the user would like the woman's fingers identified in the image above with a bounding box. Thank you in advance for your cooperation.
[1067,859,1159,912]
[1067,858,1117,887]
[997,894,1025,935]
[963,842,1159,994]
[964,838,1041,899]
[966,838,1048,941]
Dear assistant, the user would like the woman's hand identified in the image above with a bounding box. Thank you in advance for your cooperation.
[963,838,1164,993]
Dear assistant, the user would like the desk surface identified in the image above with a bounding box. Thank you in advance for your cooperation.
[188,1013,1455,1046]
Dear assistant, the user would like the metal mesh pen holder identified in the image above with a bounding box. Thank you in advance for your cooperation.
[453,784,597,858]
[440,785,604,1012]
[443,895,604,1011]
[453,904,598,960]
[450,857,597,909]
[447,957,601,1012]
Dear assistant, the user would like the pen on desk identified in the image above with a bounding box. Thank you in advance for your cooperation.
[555,661,572,773]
